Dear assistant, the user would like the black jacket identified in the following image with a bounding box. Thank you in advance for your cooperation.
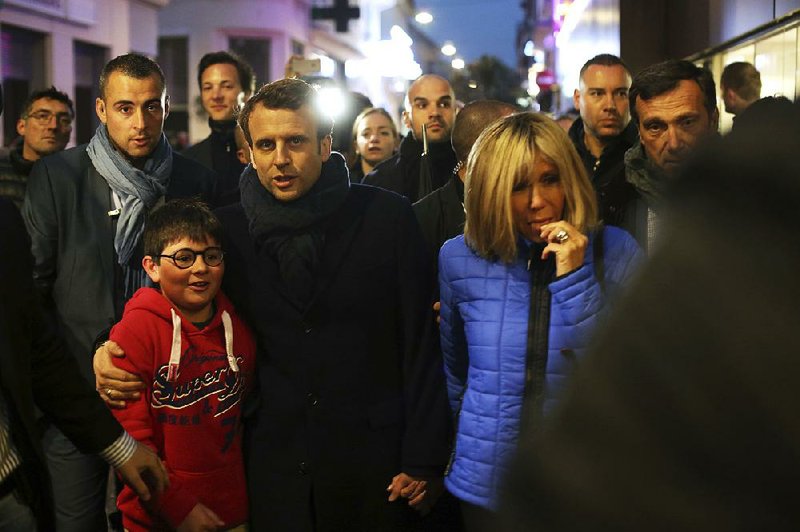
[412,173,465,273]
[22,145,216,382]
[568,118,639,227]
[0,199,124,531]
[216,183,450,530]
[182,119,243,207]
[363,134,457,203]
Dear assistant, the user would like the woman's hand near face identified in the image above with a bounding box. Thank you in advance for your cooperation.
[540,221,588,277]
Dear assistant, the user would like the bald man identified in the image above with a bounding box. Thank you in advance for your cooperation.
[364,75,458,202]
[413,99,516,268]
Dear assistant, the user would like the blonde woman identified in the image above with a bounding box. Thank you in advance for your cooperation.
[350,107,399,182]
[438,112,641,529]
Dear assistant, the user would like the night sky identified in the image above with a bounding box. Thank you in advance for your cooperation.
[414,0,524,68]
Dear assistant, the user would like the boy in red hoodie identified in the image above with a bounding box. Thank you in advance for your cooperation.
[110,198,255,531]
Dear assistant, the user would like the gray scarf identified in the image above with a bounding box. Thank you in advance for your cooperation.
[87,124,173,264]
[87,125,173,300]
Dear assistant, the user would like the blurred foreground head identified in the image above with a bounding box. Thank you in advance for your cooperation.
[501,103,800,531]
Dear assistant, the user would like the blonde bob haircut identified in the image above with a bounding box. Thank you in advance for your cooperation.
[464,112,598,263]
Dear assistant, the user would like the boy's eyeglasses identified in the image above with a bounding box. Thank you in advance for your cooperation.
[156,247,224,269]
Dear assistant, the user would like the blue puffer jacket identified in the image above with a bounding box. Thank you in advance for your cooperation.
[438,226,641,510]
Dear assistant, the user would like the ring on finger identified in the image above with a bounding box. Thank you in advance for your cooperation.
[106,388,114,398]
[555,229,569,243]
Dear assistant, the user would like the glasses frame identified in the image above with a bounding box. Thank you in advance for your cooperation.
[156,247,225,269]
[25,110,73,127]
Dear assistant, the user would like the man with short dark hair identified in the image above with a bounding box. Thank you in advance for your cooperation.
[720,61,761,117]
[364,74,458,202]
[22,52,216,531]
[183,51,256,206]
[97,77,451,531]
[0,87,74,208]
[413,99,516,268]
[622,59,718,251]
[569,54,638,226]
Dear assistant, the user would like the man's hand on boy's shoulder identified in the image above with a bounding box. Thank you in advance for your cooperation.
[94,340,144,409]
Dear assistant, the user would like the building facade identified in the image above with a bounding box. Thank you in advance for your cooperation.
[0,0,168,146]
[158,0,442,145]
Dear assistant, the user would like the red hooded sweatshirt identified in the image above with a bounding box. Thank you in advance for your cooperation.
[110,287,256,531]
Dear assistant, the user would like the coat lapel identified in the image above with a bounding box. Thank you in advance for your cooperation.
[87,165,115,287]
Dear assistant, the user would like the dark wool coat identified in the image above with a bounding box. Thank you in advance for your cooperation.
[216,182,451,531]
[22,145,216,382]
[0,199,124,532]
[363,134,457,203]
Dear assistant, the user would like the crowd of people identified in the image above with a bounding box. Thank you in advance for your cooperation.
[0,44,797,532]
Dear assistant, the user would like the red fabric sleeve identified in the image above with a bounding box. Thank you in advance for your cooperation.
[110,317,199,528]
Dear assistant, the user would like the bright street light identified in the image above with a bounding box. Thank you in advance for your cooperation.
[451,58,465,70]
[415,11,433,24]
[441,41,457,57]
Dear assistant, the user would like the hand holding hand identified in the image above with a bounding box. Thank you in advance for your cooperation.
[94,340,144,408]
[540,221,588,277]
[387,472,444,515]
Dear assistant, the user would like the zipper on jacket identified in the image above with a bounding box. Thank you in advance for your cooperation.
[520,244,554,438]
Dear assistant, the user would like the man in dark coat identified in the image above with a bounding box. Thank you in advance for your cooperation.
[568,54,638,227]
[0,198,168,531]
[364,74,457,202]
[182,51,255,206]
[621,59,718,252]
[96,78,451,531]
[22,53,215,531]
[413,99,516,271]
[720,61,761,119]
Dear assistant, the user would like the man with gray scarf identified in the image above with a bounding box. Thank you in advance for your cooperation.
[22,53,215,531]
[620,59,718,253]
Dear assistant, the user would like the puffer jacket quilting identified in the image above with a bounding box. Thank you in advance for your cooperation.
[438,225,641,509]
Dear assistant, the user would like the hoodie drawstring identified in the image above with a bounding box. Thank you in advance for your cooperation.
[166,308,241,382]
[222,310,240,372]
[167,309,182,382]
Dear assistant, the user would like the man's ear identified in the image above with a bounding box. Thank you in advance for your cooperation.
[96,98,107,124]
[16,118,25,137]
[320,134,332,163]
[142,256,160,284]
[164,94,170,119]
[573,88,581,110]
[248,145,257,169]
[402,109,412,130]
